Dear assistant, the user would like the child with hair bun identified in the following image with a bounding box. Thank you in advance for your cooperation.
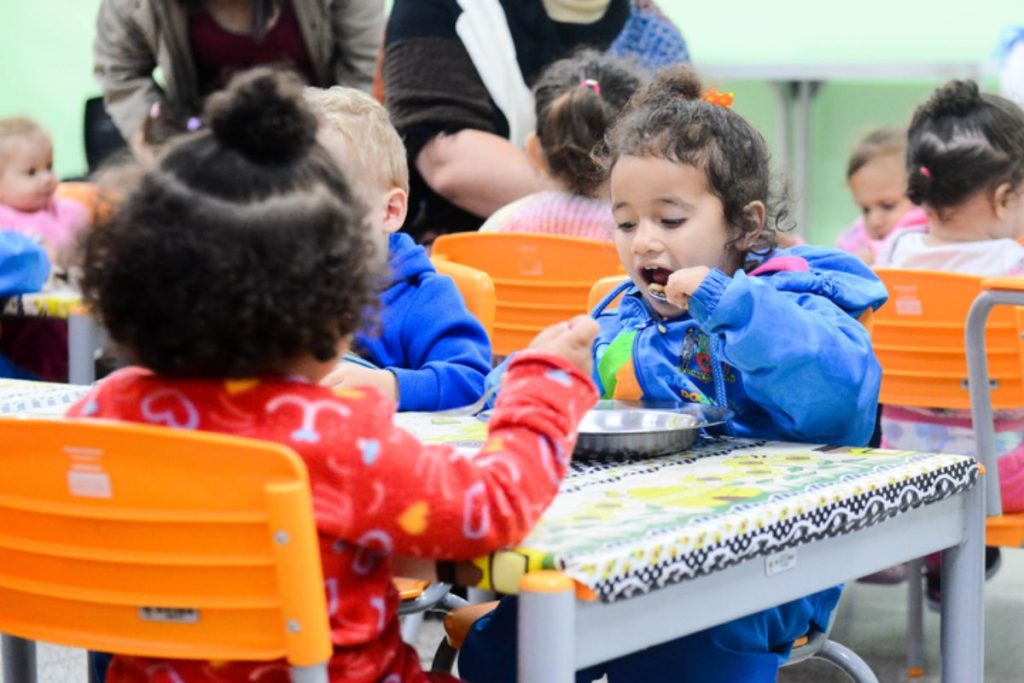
[70,67,599,683]
[881,80,1024,603]
[463,65,887,683]
[479,51,645,241]
[837,126,927,265]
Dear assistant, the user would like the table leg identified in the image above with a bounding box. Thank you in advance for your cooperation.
[905,557,925,678]
[68,312,97,385]
[1,635,37,683]
[518,571,575,683]
[940,479,984,682]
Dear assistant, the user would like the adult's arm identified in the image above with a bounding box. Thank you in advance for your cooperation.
[416,130,551,219]
[93,0,162,142]
[328,0,386,91]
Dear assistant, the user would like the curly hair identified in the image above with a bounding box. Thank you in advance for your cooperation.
[533,50,645,196]
[906,79,1024,212]
[603,65,789,264]
[80,67,378,378]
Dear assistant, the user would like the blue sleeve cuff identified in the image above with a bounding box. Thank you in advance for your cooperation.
[687,268,731,326]
[390,366,438,412]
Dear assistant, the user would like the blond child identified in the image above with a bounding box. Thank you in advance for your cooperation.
[303,86,492,411]
[71,67,598,683]
[0,118,89,268]
[836,127,927,265]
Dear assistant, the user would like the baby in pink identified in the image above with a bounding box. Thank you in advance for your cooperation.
[0,118,89,267]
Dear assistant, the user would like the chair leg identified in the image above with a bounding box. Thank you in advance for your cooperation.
[1,635,37,683]
[431,638,459,674]
[906,557,926,678]
[400,611,425,644]
[816,640,880,683]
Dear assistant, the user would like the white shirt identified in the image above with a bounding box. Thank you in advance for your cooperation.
[885,232,1024,276]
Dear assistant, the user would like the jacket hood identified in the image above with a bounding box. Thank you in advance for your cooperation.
[387,232,434,284]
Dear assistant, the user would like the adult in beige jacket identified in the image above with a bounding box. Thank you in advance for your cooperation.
[94,0,385,147]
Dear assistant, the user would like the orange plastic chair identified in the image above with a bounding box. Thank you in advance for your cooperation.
[432,233,623,356]
[872,268,1024,677]
[431,258,497,339]
[587,275,629,313]
[0,418,331,683]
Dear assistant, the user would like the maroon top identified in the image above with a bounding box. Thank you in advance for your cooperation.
[189,0,315,95]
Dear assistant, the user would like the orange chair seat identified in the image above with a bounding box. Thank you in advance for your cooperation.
[986,512,1024,548]
[393,577,430,602]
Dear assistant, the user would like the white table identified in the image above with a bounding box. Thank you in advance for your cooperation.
[699,62,989,235]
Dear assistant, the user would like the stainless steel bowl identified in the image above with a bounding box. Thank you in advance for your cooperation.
[572,402,731,460]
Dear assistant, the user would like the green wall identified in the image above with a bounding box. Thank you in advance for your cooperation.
[1,0,1019,243]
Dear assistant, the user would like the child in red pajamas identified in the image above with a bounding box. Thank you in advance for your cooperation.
[69,68,599,683]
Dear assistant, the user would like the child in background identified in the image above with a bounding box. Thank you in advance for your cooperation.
[461,66,887,683]
[479,51,644,241]
[304,86,492,411]
[0,117,89,381]
[881,80,1024,602]
[70,68,599,683]
[836,127,927,265]
[0,117,89,269]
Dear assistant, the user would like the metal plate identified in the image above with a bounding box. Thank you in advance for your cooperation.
[573,402,731,460]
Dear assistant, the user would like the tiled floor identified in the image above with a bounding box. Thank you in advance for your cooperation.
[4,552,1023,682]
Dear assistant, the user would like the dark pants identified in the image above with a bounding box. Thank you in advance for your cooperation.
[458,586,843,683]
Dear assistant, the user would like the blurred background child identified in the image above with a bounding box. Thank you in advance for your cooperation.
[880,79,1024,604]
[480,51,644,240]
[304,86,492,411]
[0,117,89,270]
[74,67,599,683]
[836,126,927,265]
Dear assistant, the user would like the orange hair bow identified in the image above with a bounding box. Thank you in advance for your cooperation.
[702,89,734,109]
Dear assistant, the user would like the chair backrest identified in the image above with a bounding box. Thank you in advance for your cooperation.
[432,233,622,355]
[872,268,1024,411]
[587,275,629,313]
[431,258,497,339]
[0,418,331,670]
[84,97,128,175]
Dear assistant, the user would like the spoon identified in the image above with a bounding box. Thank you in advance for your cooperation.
[435,382,502,417]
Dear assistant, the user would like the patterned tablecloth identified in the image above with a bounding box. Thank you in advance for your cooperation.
[393,413,979,603]
[0,379,90,417]
[2,291,83,319]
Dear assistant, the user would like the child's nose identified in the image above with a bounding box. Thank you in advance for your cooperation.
[631,220,663,254]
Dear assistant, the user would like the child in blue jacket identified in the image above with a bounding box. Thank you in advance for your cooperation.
[460,66,887,683]
[305,87,491,411]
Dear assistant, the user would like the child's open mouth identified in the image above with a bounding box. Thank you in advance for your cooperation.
[641,266,673,301]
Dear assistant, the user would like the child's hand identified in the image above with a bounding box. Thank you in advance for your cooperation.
[528,314,600,377]
[320,364,398,399]
[664,266,711,311]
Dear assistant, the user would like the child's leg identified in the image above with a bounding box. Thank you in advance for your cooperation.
[459,587,842,683]
[458,597,605,683]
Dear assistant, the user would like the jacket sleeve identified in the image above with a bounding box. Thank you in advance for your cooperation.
[329,0,386,91]
[93,0,163,140]
[390,274,492,411]
[688,268,880,446]
[320,351,597,560]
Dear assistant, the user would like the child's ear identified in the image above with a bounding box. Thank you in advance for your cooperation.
[993,182,1015,219]
[525,131,549,175]
[737,201,767,250]
[382,187,408,234]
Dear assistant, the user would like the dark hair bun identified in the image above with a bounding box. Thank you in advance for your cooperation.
[925,80,982,118]
[205,67,317,163]
[640,65,703,106]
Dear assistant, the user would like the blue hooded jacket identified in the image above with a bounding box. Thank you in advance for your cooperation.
[591,246,888,446]
[354,233,491,411]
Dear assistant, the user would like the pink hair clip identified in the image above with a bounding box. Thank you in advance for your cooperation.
[919,165,932,179]
[578,79,601,95]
